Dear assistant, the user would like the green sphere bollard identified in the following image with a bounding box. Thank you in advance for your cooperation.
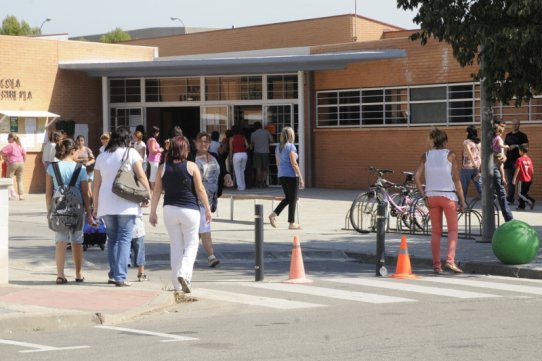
[492,220,540,265]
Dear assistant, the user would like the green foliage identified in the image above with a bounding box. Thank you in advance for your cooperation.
[397,0,542,105]
[0,15,40,36]
[99,28,131,43]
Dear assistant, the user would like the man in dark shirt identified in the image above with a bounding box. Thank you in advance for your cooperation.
[504,119,529,204]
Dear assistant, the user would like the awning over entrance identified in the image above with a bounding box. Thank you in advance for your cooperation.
[0,110,60,128]
[58,48,406,77]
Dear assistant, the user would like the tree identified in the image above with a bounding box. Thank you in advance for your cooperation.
[0,15,40,35]
[99,28,131,43]
[397,0,542,104]
[396,0,542,241]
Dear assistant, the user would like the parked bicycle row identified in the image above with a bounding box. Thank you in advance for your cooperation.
[348,166,428,234]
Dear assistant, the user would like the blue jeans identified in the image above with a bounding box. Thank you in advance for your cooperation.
[131,236,146,267]
[103,215,136,282]
[493,167,513,222]
[460,168,481,199]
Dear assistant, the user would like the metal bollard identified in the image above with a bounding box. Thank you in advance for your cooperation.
[375,201,388,277]
[255,204,264,281]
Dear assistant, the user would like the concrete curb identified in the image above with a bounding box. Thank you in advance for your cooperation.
[344,250,542,279]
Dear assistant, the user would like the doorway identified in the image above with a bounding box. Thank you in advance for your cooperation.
[146,107,200,142]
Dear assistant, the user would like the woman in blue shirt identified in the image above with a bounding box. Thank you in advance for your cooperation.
[269,127,304,230]
[45,138,92,284]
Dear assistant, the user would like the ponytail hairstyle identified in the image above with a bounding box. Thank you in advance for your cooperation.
[7,132,21,146]
[428,127,448,149]
[279,127,295,151]
[55,138,77,160]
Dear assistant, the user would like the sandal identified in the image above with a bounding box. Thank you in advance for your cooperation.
[56,277,68,285]
[75,277,85,283]
[433,267,443,274]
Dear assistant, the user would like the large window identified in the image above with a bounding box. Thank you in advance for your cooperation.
[145,77,200,102]
[110,108,142,130]
[267,75,298,99]
[316,83,479,127]
[205,76,262,101]
[110,79,141,103]
[316,87,407,127]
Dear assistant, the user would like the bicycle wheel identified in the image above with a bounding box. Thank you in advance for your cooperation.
[409,196,429,231]
[349,191,379,233]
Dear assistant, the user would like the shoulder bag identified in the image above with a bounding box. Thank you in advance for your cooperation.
[112,148,150,203]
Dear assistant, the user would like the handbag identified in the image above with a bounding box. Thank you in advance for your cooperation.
[112,148,150,203]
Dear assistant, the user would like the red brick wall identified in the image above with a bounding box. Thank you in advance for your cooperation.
[0,35,154,193]
[310,36,542,198]
[126,15,402,56]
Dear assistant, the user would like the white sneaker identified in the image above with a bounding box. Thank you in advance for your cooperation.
[208,256,220,268]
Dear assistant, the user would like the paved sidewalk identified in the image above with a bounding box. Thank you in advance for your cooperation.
[2,188,541,333]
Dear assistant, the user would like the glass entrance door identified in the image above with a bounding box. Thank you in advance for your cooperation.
[200,106,230,136]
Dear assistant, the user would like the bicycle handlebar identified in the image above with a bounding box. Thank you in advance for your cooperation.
[368,166,393,176]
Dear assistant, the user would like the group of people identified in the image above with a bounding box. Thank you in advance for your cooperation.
[415,119,534,275]
[39,122,303,297]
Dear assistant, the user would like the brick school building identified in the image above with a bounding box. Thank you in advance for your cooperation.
[1,14,540,197]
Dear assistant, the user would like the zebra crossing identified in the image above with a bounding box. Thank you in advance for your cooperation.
[194,275,542,309]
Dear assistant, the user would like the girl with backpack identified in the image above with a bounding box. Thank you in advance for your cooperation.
[45,139,92,284]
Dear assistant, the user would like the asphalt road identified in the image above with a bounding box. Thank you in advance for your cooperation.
[3,259,542,361]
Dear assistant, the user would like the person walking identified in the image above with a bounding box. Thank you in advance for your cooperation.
[147,126,164,191]
[191,132,233,268]
[42,130,63,170]
[149,136,211,294]
[414,128,467,274]
[45,138,92,284]
[229,126,249,191]
[133,130,148,173]
[250,121,274,188]
[460,125,482,199]
[131,213,148,281]
[75,135,96,185]
[269,127,304,230]
[513,145,535,211]
[504,119,529,204]
[92,127,151,287]
[0,132,26,200]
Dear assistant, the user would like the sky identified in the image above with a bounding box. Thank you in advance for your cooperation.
[0,0,418,37]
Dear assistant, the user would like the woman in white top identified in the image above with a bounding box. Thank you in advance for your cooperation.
[133,130,148,172]
[92,127,151,287]
[414,128,467,274]
[42,130,63,169]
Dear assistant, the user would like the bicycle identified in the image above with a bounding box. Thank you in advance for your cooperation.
[349,167,426,233]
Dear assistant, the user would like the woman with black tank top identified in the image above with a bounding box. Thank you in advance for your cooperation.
[149,136,211,295]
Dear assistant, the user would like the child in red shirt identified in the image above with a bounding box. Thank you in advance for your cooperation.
[512,145,535,210]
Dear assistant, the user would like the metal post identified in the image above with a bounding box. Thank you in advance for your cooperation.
[255,204,264,281]
[375,201,388,276]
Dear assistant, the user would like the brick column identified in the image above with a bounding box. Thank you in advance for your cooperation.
[0,178,11,284]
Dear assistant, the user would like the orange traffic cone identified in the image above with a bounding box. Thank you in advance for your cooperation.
[283,235,313,283]
[390,235,417,279]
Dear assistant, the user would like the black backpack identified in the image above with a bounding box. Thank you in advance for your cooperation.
[48,162,85,233]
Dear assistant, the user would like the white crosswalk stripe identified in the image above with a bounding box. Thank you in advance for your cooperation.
[325,277,501,299]
[419,277,542,296]
[195,288,327,309]
[194,276,542,310]
[242,282,416,304]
